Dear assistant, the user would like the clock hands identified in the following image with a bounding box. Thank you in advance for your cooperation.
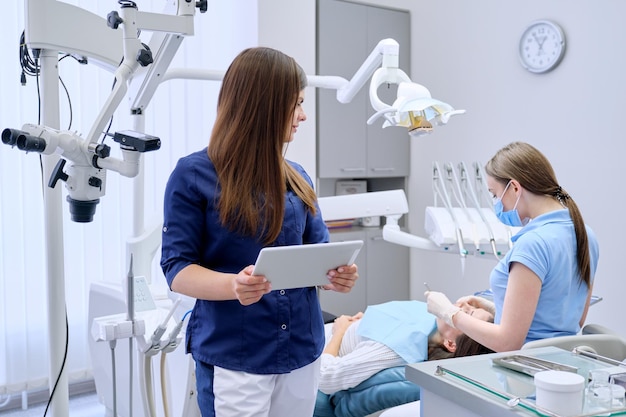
[532,32,548,55]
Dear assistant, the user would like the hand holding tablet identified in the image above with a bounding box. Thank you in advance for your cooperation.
[252,240,363,290]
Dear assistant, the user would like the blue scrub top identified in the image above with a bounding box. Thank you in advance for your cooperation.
[490,209,599,342]
[161,149,329,374]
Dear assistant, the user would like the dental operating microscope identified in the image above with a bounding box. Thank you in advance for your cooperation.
[2,1,200,416]
[2,2,466,416]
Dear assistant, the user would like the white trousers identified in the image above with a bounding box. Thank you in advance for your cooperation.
[213,358,321,417]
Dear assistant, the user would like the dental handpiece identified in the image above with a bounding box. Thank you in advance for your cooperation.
[424,282,431,292]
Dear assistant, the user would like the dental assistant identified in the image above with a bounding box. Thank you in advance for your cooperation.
[160,47,359,417]
[426,141,599,352]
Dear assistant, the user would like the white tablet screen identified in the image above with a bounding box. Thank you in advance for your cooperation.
[252,240,363,290]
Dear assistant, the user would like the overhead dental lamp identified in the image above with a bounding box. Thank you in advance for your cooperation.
[368,81,466,137]
[307,38,465,137]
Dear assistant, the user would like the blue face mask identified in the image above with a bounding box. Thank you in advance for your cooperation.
[493,181,526,227]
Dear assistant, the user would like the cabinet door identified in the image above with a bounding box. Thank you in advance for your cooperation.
[317,0,410,178]
[365,6,411,177]
[319,230,368,316]
[317,0,368,179]
[365,228,410,305]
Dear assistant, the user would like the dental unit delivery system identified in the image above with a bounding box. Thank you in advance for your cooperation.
[424,161,519,258]
[5,1,466,416]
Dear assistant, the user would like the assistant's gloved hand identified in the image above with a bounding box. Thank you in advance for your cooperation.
[425,291,461,328]
[456,295,496,316]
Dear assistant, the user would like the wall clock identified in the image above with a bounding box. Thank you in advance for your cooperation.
[519,20,566,74]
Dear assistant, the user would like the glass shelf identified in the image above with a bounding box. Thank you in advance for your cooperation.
[436,349,626,416]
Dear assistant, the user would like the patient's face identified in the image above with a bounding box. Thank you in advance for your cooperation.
[436,304,493,342]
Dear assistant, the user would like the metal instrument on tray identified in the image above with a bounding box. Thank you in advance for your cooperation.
[492,355,578,377]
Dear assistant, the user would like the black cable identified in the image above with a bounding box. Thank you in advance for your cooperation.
[19,30,42,124]
[42,308,69,417]
[58,77,72,130]
[19,31,39,78]
[58,54,77,130]
[21,37,83,130]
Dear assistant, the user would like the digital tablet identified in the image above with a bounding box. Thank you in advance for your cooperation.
[252,240,363,290]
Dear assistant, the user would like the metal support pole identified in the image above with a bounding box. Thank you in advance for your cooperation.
[40,48,69,417]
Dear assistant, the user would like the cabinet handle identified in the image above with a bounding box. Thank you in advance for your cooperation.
[371,167,395,172]
[341,167,366,172]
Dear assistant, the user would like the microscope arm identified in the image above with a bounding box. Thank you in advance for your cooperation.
[86,4,195,145]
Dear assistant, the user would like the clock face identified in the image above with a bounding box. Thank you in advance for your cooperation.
[519,20,565,73]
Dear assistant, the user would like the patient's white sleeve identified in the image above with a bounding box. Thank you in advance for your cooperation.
[318,338,405,395]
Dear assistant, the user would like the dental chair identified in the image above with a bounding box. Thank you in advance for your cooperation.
[581,323,621,336]
[521,332,626,362]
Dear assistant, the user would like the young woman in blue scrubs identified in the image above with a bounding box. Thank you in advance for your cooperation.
[426,141,599,352]
[160,47,359,416]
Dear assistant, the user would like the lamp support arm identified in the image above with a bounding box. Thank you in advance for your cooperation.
[334,38,400,103]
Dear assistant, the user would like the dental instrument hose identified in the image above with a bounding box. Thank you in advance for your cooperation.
[160,352,170,417]
[141,301,185,417]
[109,339,118,417]
[159,308,190,417]
[140,354,157,417]
[158,309,191,417]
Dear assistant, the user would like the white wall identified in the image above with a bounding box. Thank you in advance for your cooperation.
[258,0,626,338]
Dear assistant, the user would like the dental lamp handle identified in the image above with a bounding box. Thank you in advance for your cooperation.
[368,67,411,112]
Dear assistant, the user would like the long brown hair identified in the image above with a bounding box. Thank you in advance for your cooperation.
[485,141,591,288]
[208,47,317,244]
[453,334,494,357]
[427,339,455,361]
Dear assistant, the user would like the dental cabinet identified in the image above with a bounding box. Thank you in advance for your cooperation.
[319,228,409,317]
[316,0,410,179]
[316,0,411,316]
[406,346,626,417]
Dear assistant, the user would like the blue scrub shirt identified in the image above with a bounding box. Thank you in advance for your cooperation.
[161,149,329,373]
[490,209,599,342]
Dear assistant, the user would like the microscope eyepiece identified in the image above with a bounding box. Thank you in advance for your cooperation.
[2,128,25,146]
[16,134,47,152]
[2,128,47,152]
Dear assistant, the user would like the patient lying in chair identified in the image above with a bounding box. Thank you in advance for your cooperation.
[314,300,494,417]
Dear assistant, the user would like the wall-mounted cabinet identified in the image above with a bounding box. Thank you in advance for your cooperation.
[320,228,409,317]
[316,0,411,316]
[316,0,411,179]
